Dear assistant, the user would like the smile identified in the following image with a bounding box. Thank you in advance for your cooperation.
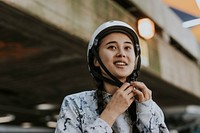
[114,61,127,66]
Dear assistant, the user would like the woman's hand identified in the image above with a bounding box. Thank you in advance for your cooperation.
[100,82,135,126]
[131,81,152,103]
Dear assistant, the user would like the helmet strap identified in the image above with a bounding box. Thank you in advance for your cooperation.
[91,46,123,87]
[92,70,123,87]
[132,55,140,80]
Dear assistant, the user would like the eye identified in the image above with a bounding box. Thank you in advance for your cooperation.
[124,46,133,50]
[108,45,116,50]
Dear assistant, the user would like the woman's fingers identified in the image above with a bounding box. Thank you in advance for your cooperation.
[131,81,152,102]
[120,83,135,99]
[116,82,133,98]
[133,88,145,102]
[118,82,131,92]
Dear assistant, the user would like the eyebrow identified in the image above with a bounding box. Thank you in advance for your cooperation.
[106,41,117,45]
[124,41,133,45]
[105,41,133,45]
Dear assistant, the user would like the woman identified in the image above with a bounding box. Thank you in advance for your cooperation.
[55,20,169,133]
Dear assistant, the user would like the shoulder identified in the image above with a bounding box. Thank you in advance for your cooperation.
[64,90,97,101]
[61,90,97,108]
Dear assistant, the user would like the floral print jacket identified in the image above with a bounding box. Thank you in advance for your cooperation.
[55,90,169,133]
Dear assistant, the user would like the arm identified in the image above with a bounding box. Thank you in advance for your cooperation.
[136,99,169,133]
[131,81,169,133]
[99,83,135,126]
[55,96,112,133]
[85,83,136,132]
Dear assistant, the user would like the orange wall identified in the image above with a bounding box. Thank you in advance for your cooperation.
[163,0,200,17]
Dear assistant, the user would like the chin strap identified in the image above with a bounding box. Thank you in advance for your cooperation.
[91,43,123,87]
[92,70,123,87]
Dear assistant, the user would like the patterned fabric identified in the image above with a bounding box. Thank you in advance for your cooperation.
[55,90,169,133]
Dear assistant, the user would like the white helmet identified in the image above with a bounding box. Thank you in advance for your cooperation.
[87,20,141,87]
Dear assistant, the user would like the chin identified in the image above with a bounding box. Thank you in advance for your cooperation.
[116,76,128,82]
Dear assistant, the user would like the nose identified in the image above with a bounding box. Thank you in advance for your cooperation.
[116,49,126,58]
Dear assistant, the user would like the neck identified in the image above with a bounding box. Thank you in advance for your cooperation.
[101,74,127,94]
[103,81,119,95]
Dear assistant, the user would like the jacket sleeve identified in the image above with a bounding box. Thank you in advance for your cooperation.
[55,96,112,133]
[136,99,169,133]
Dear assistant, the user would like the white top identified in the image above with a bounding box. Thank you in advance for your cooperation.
[55,90,169,133]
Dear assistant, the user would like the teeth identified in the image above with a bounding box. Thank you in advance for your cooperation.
[115,62,126,65]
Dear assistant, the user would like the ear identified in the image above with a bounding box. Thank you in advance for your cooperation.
[93,57,100,67]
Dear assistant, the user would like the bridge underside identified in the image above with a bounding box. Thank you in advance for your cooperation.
[0,1,199,128]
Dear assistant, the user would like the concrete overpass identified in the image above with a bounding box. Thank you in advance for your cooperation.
[0,0,200,131]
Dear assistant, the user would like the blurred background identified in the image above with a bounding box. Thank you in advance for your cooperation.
[0,0,200,132]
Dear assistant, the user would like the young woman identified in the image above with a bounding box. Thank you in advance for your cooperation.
[55,20,169,133]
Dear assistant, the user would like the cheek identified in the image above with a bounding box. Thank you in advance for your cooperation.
[100,55,111,65]
[99,50,113,62]
[129,53,136,64]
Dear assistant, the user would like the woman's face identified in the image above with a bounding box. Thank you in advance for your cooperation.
[94,32,136,82]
